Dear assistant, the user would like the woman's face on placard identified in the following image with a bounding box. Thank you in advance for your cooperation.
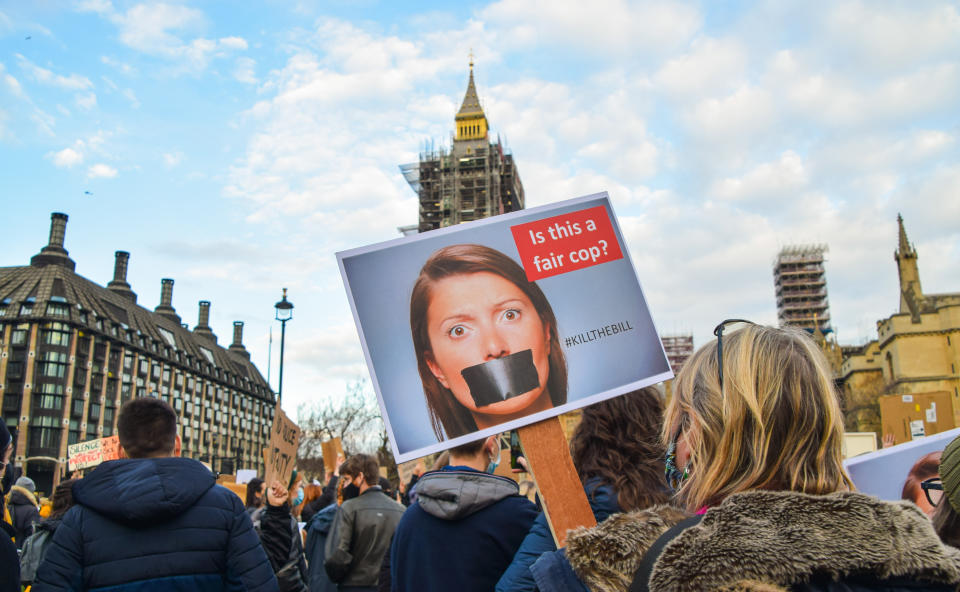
[425,272,551,415]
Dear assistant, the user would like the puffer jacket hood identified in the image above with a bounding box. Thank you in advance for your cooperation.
[73,457,214,527]
[415,467,520,520]
[9,485,38,507]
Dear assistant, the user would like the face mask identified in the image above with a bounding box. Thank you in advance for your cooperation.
[664,437,690,492]
[485,437,502,474]
[342,483,361,501]
[291,486,304,507]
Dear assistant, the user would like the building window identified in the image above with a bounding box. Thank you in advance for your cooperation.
[37,351,69,378]
[40,322,72,347]
[34,383,64,411]
[11,324,29,346]
[29,416,61,451]
[45,302,70,318]
[88,403,101,421]
[20,298,35,316]
[72,399,85,417]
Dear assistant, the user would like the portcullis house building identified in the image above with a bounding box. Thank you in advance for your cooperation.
[0,213,275,492]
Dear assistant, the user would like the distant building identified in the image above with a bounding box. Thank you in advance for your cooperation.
[401,60,524,232]
[661,334,694,374]
[839,215,960,435]
[0,213,275,492]
[773,244,832,334]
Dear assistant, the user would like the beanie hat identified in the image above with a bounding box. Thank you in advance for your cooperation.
[15,476,36,493]
[940,434,960,513]
[0,422,10,451]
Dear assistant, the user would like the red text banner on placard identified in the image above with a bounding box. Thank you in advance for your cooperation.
[510,205,623,281]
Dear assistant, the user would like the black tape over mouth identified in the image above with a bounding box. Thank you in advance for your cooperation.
[460,349,540,407]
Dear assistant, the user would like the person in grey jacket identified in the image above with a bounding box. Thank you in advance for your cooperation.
[324,454,404,592]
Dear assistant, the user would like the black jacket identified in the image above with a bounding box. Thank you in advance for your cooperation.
[33,457,279,592]
[324,486,404,587]
[260,503,308,592]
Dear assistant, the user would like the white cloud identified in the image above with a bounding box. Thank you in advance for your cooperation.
[233,57,257,84]
[76,0,113,14]
[49,147,84,168]
[121,88,140,108]
[821,1,960,74]
[481,0,701,55]
[16,54,93,90]
[83,3,247,72]
[87,163,117,178]
[101,55,137,76]
[0,11,12,35]
[163,152,183,167]
[654,37,748,99]
[219,36,248,51]
[76,92,97,109]
[712,151,808,203]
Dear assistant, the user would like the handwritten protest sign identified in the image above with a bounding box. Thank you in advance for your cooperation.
[263,404,301,488]
[337,192,672,463]
[68,435,120,471]
[321,438,344,476]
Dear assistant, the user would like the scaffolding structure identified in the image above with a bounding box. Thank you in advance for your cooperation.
[661,334,694,374]
[405,143,524,232]
[400,62,524,232]
[774,244,832,334]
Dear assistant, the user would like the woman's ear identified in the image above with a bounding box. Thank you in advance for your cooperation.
[425,351,449,388]
[543,321,552,355]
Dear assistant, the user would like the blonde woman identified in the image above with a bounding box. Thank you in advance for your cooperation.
[532,322,960,592]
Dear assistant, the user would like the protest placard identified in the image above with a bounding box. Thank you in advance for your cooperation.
[68,435,120,471]
[321,437,344,476]
[845,427,960,500]
[337,192,673,463]
[263,404,301,488]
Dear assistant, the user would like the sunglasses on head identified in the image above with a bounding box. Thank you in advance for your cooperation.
[712,319,755,391]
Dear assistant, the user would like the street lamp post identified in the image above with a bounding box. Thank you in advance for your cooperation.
[274,288,294,406]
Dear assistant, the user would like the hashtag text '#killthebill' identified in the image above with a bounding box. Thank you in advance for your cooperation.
[564,321,634,348]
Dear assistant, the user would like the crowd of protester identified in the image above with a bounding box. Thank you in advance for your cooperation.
[6,323,960,591]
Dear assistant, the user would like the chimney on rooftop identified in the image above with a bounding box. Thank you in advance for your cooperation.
[107,251,137,304]
[31,212,76,271]
[193,300,216,343]
[154,278,181,323]
[228,321,250,359]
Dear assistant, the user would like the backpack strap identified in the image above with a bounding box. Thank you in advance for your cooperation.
[628,514,703,592]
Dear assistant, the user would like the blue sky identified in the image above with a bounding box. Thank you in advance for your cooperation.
[2,0,958,422]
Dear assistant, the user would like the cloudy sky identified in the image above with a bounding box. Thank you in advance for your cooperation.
[1,0,958,419]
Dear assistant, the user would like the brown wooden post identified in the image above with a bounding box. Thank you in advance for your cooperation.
[518,416,596,546]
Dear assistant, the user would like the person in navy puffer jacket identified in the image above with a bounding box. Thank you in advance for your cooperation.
[33,397,279,592]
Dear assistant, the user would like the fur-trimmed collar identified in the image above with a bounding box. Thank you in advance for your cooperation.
[565,490,960,592]
[9,484,37,506]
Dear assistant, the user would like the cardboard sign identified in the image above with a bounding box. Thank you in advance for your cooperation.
[68,435,120,471]
[263,404,301,488]
[321,438,345,476]
[879,390,954,445]
[337,193,673,463]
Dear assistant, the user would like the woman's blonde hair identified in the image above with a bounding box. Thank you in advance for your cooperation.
[663,324,853,512]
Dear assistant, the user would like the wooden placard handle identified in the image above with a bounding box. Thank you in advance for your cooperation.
[518,416,596,547]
